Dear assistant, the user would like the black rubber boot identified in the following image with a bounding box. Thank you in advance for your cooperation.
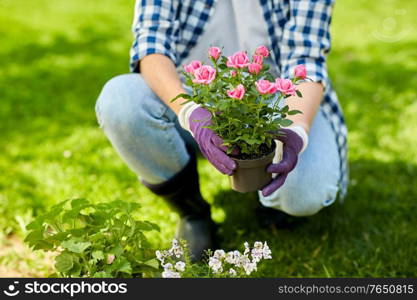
[142,148,216,262]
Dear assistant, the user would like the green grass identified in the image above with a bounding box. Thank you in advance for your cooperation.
[1,0,417,277]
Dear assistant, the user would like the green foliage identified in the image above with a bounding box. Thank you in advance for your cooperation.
[24,199,160,278]
[176,53,302,156]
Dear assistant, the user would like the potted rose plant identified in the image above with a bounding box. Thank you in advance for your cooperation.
[172,46,306,192]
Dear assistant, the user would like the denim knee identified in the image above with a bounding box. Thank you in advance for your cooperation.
[95,74,175,133]
[273,168,339,216]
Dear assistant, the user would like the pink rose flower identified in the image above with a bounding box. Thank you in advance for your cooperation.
[193,65,216,84]
[208,47,221,60]
[255,45,270,58]
[275,78,296,96]
[248,63,262,74]
[184,60,202,73]
[230,70,237,77]
[256,79,277,94]
[227,84,246,100]
[294,64,307,79]
[252,55,263,65]
[226,51,250,68]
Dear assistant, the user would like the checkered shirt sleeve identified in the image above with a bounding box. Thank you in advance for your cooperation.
[280,0,334,87]
[130,0,178,72]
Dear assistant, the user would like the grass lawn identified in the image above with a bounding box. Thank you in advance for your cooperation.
[1,0,416,277]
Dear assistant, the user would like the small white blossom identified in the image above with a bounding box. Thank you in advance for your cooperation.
[243,262,257,275]
[213,249,226,259]
[254,241,263,249]
[175,261,186,272]
[262,242,272,259]
[161,262,181,278]
[208,257,223,274]
[251,249,263,263]
[235,254,251,268]
[155,250,165,262]
[162,269,181,278]
[251,242,264,263]
[243,242,250,255]
[169,239,183,258]
[229,268,237,276]
[225,251,240,264]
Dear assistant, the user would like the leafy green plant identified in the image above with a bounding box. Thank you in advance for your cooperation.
[173,46,305,156]
[24,198,160,278]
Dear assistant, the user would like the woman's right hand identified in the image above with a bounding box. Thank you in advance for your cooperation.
[188,107,236,175]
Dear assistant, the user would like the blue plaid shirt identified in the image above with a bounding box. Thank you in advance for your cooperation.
[129,0,348,198]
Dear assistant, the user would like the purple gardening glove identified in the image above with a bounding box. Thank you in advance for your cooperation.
[189,107,237,175]
[261,128,304,197]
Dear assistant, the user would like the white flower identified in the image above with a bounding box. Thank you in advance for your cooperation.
[162,269,181,278]
[235,254,251,268]
[243,242,250,256]
[208,257,223,274]
[155,250,164,263]
[254,241,263,249]
[251,247,263,263]
[229,268,237,276]
[225,251,240,264]
[175,261,186,272]
[213,249,226,259]
[243,262,257,275]
[169,239,184,258]
[262,242,272,259]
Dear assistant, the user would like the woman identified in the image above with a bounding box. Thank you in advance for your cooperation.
[95,0,348,261]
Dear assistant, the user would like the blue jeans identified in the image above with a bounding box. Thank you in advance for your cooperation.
[95,74,341,217]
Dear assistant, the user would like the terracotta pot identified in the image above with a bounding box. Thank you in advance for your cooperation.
[229,144,277,193]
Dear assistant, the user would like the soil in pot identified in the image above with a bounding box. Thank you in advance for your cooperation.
[229,143,277,193]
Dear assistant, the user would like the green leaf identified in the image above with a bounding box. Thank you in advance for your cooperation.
[45,232,69,244]
[89,232,105,242]
[118,261,132,274]
[92,250,104,260]
[288,110,302,115]
[55,253,74,273]
[109,245,124,256]
[136,220,159,232]
[69,263,82,277]
[281,105,289,113]
[170,93,190,103]
[245,138,261,145]
[280,119,293,127]
[80,206,96,215]
[71,198,89,208]
[142,258,159,269]
[93,271,111,278]
[111,257,132,274]
[25,228,55,250]
[61,239,91,253]
[25,217,44,231]
[296,90,303,97]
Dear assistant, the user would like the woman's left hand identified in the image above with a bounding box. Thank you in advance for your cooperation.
[261,128,306,197]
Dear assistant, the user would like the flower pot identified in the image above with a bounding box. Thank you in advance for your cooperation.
[229,143,278,193]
